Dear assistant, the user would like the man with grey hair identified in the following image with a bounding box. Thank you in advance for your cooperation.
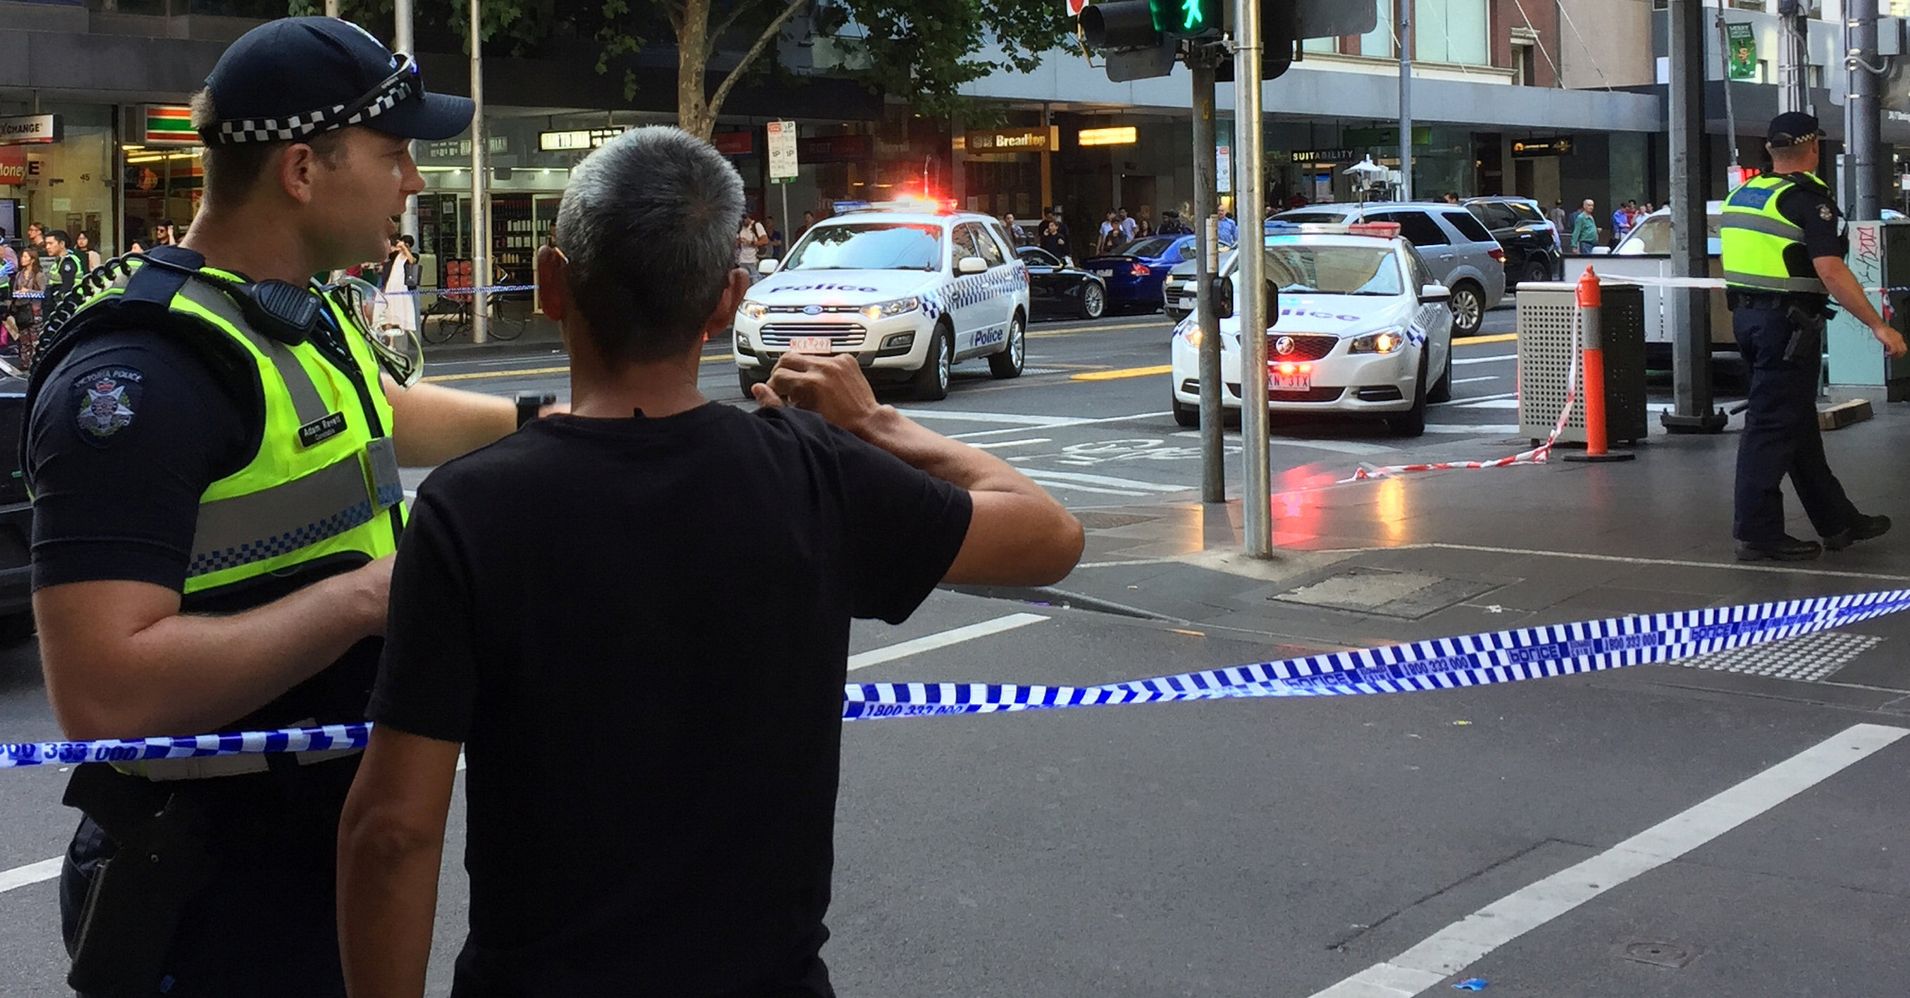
[337,125,1084,996]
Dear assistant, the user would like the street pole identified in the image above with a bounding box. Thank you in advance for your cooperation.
[1191,51,1225,503]
[469,0,489,344]
[395,0,419,248]
[1780,2,1810,115]
[1234,0,1271,557]
[1717,10,1741,182]
[1663,0,1724,433]
[1397,0,1412,201]
[1851,0,1882,221]
[324,0,340,16]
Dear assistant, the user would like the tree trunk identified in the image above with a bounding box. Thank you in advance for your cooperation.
[677,0,714,138]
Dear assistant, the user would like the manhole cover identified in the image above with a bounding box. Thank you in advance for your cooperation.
[1270,567,1502,620]
[1621,940,1698,969]
[1681,631,1881,683]
[1074,511,1164,530]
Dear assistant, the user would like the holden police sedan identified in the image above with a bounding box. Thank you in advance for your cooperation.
[1169,226,1456,436]
[735,203,1031,401]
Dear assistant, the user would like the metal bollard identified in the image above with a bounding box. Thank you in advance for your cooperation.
[1563,267,1635,463]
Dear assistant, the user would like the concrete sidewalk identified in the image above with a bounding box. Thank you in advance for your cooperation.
[1026,399,1910,708]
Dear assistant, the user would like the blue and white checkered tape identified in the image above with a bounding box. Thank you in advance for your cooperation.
[187,500,376,577]
[4,588,1904,768]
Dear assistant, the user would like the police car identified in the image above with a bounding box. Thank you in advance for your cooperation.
[1169,222,1455,436]
[734,202,1032,401]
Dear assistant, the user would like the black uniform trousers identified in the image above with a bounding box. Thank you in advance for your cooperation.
[1731,303,1860,543]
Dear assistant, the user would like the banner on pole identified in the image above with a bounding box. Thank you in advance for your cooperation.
[1726,22,1757,81]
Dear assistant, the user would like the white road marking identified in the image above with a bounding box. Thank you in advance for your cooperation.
[970,437,1052,450]
[1451,376,1500,385]
[896,409,1083,427]
[1453,354,1516,366]
[1026,480,1150,496]
[1422,424,1520,435]
[1431,392,1515,409]
[1309,722,1909,998]
[848,613,1048,671]
[1455,398,1520,410]
[951,412,1170,440]
[0,858,61,896]
[1022,469,1189,492]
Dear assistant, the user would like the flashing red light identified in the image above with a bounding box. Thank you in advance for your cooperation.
[1347,222,1402,238]
[1129,263,1152,277]
[1278,363,1296,375]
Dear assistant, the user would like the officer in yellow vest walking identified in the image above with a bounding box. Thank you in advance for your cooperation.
[1721,112,1906,562]
[23,17,559,996]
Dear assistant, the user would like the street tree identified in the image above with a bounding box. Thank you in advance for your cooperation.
[298,0,1072,139]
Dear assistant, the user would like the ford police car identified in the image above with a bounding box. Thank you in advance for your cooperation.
[734,202,1032,401]
[1169,223,1455,436]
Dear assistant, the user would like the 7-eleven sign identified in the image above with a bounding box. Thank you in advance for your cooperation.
[143,105,197,146]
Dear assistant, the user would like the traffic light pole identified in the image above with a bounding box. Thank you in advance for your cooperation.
[1662,0,1723,433]
[1192,51,1225,503]
[1234,0,1272,557]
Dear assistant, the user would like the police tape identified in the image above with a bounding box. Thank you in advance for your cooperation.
[5,284,538,301]
[1562,273,1910,295]
[3,588,1905,766]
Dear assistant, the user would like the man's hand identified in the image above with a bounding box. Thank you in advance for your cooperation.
[1873,322,1908,360]
[751,353,883,436]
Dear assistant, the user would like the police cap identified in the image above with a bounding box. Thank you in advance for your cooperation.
[198,17,472,147]
[1767,111,1825,148]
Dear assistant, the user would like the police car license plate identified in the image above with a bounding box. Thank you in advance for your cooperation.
[1269,368,1312,391]
[790,336,832,354]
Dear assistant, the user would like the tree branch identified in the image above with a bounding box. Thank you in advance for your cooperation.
[706,0,808,119]
[711,0,768,44]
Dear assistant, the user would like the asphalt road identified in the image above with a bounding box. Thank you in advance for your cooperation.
[3,304,1902,998]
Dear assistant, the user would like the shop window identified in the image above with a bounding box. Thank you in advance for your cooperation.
[1416,0,1489,66]
[1360,0,1394,58]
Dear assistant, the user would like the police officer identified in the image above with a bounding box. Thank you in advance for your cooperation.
[1721,112,1906,562]
[26,18,559,996]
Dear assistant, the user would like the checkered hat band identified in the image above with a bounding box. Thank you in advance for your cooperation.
[207,77,415,146]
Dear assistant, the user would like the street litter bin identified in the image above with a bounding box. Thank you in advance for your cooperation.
[1515,281,1648,446]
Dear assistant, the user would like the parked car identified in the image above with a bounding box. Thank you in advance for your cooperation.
[1079,234,1196,313]
[1464,196,1561,287]
[1275,203,1507,337]
[1018,246,1107,320]
[0,371,33,643]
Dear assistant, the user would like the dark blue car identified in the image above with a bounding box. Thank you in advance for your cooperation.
[1079,235,1195,313]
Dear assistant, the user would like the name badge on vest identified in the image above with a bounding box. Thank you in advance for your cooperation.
[298,411,347,448]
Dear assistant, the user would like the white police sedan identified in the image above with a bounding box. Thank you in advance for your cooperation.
[1169,225,1455,436]
[734,202,1031,401]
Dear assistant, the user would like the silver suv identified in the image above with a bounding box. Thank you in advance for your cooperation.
[1274,203,1507,336]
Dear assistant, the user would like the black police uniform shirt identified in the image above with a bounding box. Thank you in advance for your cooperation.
[1773,172,1849,301]
[369,403,973,997]
[28,314,384,734]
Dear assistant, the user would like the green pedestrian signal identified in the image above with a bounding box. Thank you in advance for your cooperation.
[1154,0,1220,37]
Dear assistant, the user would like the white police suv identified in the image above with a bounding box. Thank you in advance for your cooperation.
[734,202,1032,401]
[1169,223,1455,436]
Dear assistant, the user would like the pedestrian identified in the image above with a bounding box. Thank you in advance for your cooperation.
[1118,207,1137,242]
[737,209,769,274]
[25,17,556,996]
[374,233,420,338]
[1610,200,1638,246]
[797,208,816,244]
[0,226,15,277]
[335,125,1084,997]
[1038,206,1070,260]
[1442,191,1460,205]
[1135,205,1154,237]
[1157,210,1186,236]
[1217,208,1239,247]
[1570,198,1599,254]
[8,245,44,367]
[1003,212,1023,246]
[24,221,45,253]
[40,229,82,309]
[1722,112,1903,561]
[1097,211,1120,253]
[71,230,102,270]
[1547,199,1568,235]
[764,213,784,259]
[153,218,176,246]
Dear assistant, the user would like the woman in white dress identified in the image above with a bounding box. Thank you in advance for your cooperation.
[373,235,419,337]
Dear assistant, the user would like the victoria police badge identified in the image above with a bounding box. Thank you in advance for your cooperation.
[72,367,143,443]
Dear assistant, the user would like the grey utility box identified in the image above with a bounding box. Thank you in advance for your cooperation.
[1515,281,1648,446]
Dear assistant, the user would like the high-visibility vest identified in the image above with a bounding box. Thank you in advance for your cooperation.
[30,260,405,597]
[1720,173,1832,295]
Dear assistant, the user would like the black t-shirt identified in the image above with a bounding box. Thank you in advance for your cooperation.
[27,305,386,733]
[1775,172,1848,286]
[369,403,972,998]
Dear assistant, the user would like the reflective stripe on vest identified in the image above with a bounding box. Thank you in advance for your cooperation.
[1720,174,1830,295]
[59,266,403,595]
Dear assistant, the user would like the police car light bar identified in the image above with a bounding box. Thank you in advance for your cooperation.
[837,198,961,215]
[1262,220,1403,239]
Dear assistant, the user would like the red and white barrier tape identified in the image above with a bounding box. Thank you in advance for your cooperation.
[1345,310,1581,482]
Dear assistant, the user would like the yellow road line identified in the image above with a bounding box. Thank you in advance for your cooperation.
[1461,333,1518,345]
[1071,364,1173,382]
[423,352,734,384]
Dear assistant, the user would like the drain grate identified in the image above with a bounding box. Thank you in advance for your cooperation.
[1680,631,1881,683]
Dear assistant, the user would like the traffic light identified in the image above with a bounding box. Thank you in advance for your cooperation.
[1079,0,1160,51]
[1163,0,1223,38]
